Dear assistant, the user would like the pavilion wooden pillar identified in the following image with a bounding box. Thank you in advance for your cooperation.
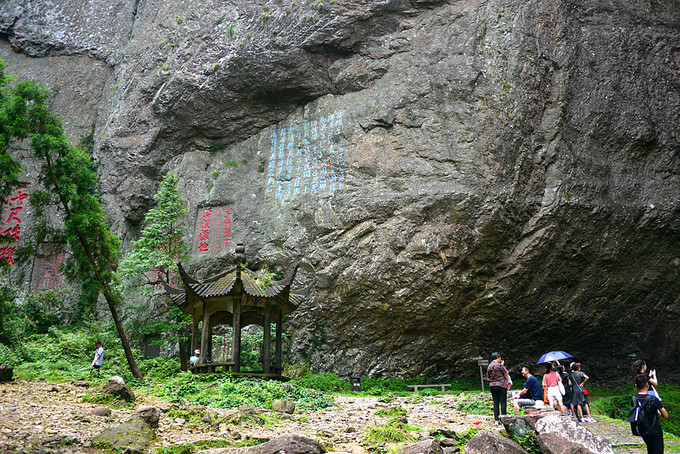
[232,298,241,373]
[275,306,283,373]
[263,303,272,374]
[200,301,210,363]
[191,317,200,353]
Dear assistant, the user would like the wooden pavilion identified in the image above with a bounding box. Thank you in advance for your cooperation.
[162,243,303,377]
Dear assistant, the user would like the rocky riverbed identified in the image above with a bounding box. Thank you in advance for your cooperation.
[0,378,490,453]
[0,378,664,454]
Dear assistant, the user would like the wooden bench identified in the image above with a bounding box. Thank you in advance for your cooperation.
[189,362,234,374]
[407,384,451,392]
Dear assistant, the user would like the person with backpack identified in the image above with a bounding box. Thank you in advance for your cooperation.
[629,373,668,454]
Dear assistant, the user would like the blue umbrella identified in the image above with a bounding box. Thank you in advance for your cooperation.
[537,351,573,364]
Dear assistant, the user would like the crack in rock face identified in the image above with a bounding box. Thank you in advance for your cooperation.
[1,0,680,379]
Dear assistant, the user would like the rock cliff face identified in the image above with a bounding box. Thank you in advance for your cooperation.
[2,0,680,380]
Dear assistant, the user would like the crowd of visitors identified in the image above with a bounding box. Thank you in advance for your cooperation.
[485,353,669,453]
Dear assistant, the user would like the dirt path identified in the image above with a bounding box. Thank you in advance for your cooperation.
[0,379,673,453]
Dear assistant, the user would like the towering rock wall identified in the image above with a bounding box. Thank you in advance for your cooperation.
[1,0,679,380]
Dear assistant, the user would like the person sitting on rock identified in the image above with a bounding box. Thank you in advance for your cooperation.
[513,366,544,413]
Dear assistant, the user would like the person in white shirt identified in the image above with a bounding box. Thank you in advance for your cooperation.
[190,349,200,367]
[91,341,104,375]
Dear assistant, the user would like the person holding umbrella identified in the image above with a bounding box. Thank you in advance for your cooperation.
[486,352,511,425]
[538,351,571,416]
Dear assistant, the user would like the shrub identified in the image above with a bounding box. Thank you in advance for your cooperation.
[292,372,351,393]
[139,357,181,381]
[455,427,479,450]
[512,430,541,454]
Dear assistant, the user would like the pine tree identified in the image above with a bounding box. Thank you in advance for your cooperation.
[118,172,189,289]
[119,172,192,368]
[0,58,142,378]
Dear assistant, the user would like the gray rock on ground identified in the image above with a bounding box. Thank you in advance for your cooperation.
[90,406,112,417]
[134,405,161,428]
[271,400,296,414]
[197,434,325,454]
[535,415,614,454]
[0,365,13,382]
[464,431,527,454]
[102,377,135,402]
[397,439,445,454]
[90,415,156,453]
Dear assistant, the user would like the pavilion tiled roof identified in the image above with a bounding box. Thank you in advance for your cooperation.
[162,262,304,313]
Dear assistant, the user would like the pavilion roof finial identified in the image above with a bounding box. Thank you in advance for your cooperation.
[235,242,245,280]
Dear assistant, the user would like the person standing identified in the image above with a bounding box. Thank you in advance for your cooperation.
[91,341,104,375]
[571,362,596,422]
[542,362,567,415]
[632,360,661,400]
[486,352,510,425]
[631,373,668,454]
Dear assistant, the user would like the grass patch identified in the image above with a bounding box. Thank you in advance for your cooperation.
[166,408,211,426]
[511,430,541,454]
[292,372,351,393]
[152,374,333,411]
[365,418,419,443]
[156,439,261,454]
[375,406,408,417]
[456,393,492,415]
[455,427,479,450]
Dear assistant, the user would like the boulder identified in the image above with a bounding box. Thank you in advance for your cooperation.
[102,377,135,402]
[500,414,544,437]
[0,364,13,382]
[90,415,156,453]
[464,431,527,454]
[535,416,614,454]
[90,407,112,417]
[272,400,297,414]
[238,405,264,424]
[396,439,444,454]
[134,405,161,428]
[108,376,126,386]
[198,434,325,454]
[430,429,457,439]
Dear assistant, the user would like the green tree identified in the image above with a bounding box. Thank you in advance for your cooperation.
[0,58,142,378]
[118,172,192,368]
[118,172,189,288]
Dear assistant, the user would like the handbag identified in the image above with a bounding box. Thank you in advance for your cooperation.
[582,388,589,396]
[558,380,566,396]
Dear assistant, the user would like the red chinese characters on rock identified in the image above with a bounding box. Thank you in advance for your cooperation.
[35,244,66,290]
[0,186,28,265]
[193,205,233,254]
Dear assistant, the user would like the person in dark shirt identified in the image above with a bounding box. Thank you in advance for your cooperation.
[632,373,668,454]
[512,366,543,414]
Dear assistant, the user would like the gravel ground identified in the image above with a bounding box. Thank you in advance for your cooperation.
[2,378,666,454]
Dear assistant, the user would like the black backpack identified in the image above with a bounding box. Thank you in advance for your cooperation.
[627,395,657,437]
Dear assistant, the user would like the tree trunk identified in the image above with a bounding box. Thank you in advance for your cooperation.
[179,337,189,371]
[105,296,143,379]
